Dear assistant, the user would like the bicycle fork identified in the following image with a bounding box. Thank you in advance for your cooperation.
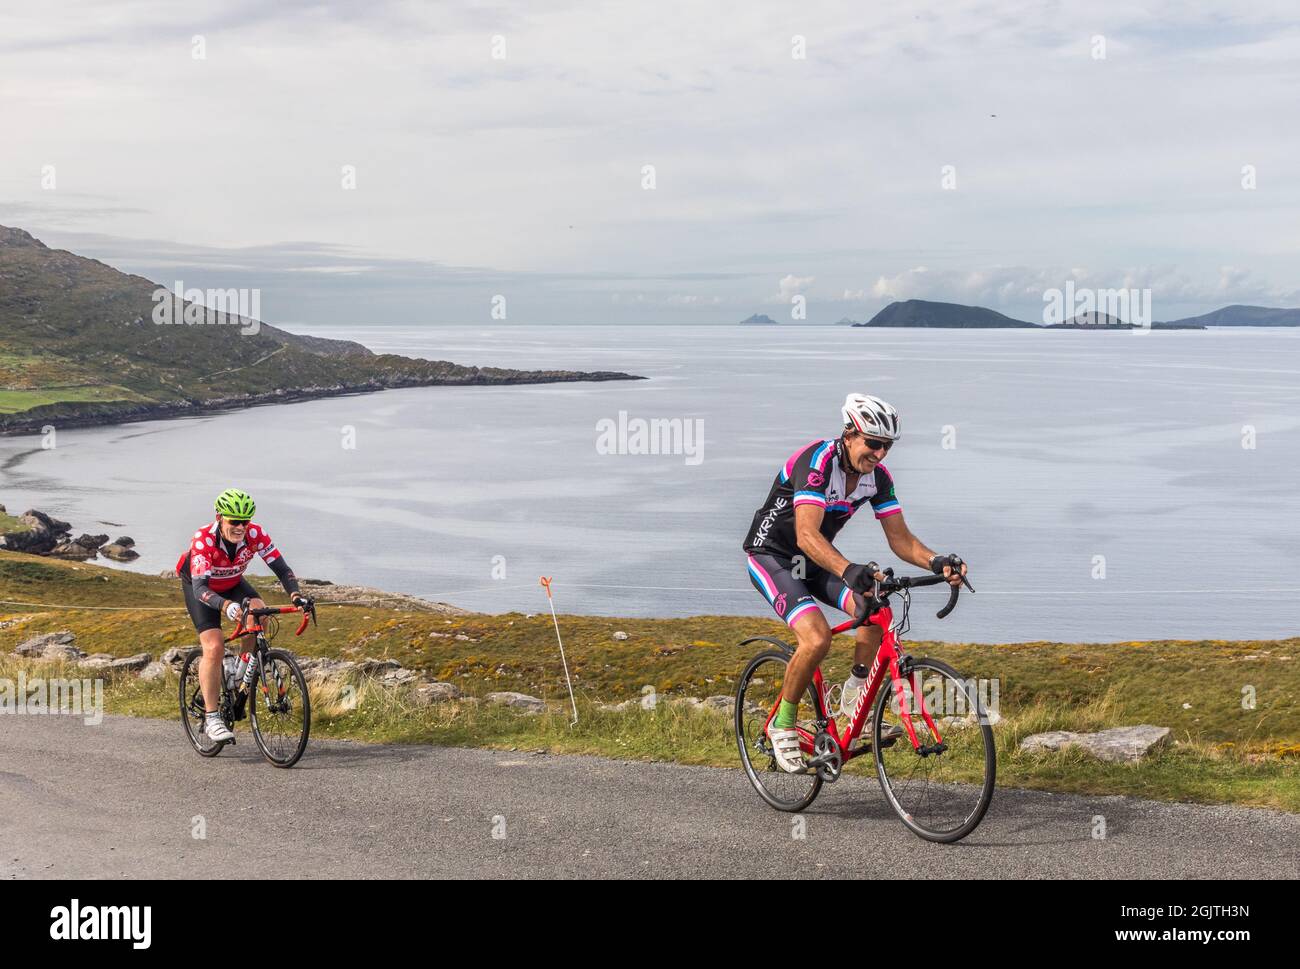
[891,658,947,757]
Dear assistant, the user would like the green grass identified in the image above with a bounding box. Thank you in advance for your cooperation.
[2,550,1297,811]
[0,385,149,414]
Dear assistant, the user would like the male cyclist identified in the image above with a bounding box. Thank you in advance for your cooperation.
[177,488,311,743]
[742,394,968,772]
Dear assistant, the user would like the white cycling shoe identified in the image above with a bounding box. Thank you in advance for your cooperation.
[204,714,234,743]
[766,725,806,773]
[840,677,904,741]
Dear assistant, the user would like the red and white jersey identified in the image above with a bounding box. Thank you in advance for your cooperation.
[176,520,282,592]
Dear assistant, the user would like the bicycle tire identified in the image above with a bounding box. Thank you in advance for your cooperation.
[249,648,311,768]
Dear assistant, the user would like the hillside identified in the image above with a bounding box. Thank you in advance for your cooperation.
[0,226,639,431]
[856,300,1037,328]
[1163,305,1300,327]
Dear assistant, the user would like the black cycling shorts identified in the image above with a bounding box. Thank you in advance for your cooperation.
[180,576,259,634]
[745,551,858,627]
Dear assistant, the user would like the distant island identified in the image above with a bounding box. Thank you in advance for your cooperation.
[854,300,1038,328]
[1161,305,1300,327]
[739,313,779,325]
[0,225,641,434]
[844,299,1235,330]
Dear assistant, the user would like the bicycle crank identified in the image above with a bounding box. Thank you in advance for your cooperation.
[807,731,843,782]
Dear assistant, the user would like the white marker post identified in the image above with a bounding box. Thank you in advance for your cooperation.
[539,576,579,726]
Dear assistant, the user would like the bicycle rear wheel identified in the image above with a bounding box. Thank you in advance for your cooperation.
[249,649,311,768]
[735,648,823,812]
[179,647,225,757]
[872,657,995,842]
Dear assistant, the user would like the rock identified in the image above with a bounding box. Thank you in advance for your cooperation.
[101,544,140,562]
[139,661,169,681]
[110,653,153,673]
[411,682,461,705]
[113,536,135,548]
[702,695,735,712]
[74,533,109,550]
[47,542,97,560]
[1019,725,1171,763]
[14,631,80,659]
[77,653,117,670]
[380,667,421,687]
[298,657,358,680]
[161,647,188,669]
[356,658,402,676]
[667,696,704,709]
[485,691,546,714]
[612,631,630,641]
[22,509,71,533]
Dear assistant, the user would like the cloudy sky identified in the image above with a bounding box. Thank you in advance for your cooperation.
[2,0,1298,325]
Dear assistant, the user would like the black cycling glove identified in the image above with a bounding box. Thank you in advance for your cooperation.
[930,553,964,575]
[841,561,880,594]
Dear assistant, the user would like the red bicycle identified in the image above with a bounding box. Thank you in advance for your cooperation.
[179,600,315,768]
[734,568,995,843]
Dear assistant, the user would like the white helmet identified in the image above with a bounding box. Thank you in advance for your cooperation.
[842,393,901,441]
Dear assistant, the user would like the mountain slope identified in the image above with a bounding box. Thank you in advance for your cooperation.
[1163,305,1300,326]
[0,226,637,430]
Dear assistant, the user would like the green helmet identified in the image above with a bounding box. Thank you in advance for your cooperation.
[214,488,256,519]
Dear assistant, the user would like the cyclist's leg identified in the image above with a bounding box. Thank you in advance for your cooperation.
[181,578,226,712]
[810,571,883,666]
[746,553,832,706]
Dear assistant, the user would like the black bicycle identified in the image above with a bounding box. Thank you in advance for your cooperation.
[179,600,315,768]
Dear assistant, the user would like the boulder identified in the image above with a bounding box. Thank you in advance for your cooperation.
[139,661,169,681]
[485,692,546,715]
[14,631,81,659]
[161,647,189,669]
[101,544,140,562]
[47,542,97,560]
[612,631,630,641]
[702,695,735,712]
[411,681,461,705]
[356,658,402,676]
[74,534,109,550]
[77,653,117,670]
[109,653,153,673]
[113,536,136,548]
[380,667,421,687]
[1019,725,1171,763]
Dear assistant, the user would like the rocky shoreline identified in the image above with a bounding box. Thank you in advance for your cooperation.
[0,369,643,436]
[0,506,138,562]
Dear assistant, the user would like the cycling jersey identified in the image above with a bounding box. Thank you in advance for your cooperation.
[176,521,283,593]
[742,437,901,560]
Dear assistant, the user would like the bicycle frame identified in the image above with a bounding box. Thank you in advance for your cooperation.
[762,604,943,762]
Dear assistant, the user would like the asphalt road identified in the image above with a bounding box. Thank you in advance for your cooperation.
[2,713,1296,879]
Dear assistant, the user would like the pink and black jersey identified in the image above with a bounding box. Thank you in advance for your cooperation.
[176,520,282,593]
[742,438,900,559]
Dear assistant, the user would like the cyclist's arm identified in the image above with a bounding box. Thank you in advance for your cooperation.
[191,572,231,614]
[794,504,852,577]
[879,512,938,571]
[267,555,302,599]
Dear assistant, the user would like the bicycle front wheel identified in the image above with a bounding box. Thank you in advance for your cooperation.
[179,647,225,758]
[249,649,311,768]
[735,649,823,812]
[872,657,995,843]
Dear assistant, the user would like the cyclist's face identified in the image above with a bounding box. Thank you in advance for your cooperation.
[845,431,892,471]
[219,516,249,541]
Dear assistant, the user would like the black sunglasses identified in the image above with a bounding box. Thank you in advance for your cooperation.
[863,437,894,452]
[224,518,251,526]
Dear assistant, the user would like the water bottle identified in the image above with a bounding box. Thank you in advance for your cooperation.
[223,654,240,690]
[232,652,251,688]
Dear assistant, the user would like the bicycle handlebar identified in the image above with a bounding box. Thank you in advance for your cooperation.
[228,599,317,640]
[844,568,974,630]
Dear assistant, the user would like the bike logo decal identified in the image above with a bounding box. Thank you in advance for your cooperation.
[774,592,787,616]
[807,471,824,487]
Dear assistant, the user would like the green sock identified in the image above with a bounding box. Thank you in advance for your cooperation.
[775,699,799,729]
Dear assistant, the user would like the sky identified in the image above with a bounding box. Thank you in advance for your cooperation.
[2,0,1298,325]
